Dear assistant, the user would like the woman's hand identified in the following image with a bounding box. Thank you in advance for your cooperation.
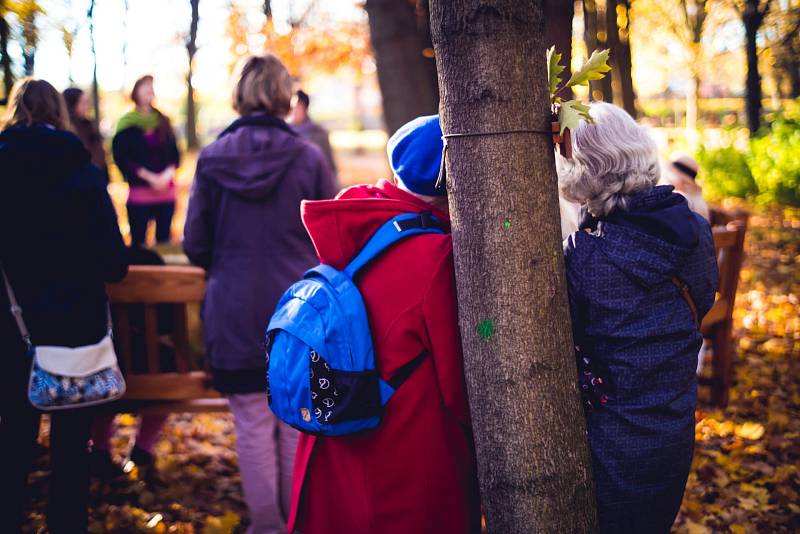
[136,167,174,191]
[155,166,176,190]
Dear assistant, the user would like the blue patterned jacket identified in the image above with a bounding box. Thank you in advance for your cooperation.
[564,186,718,533]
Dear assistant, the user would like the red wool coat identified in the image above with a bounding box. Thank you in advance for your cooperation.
[287,180,481,534]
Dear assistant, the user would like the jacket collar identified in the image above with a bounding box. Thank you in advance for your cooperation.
[219,112,297,139]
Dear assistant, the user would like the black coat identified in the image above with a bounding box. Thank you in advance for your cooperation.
[0,125,128,357]
[111,122,180,188]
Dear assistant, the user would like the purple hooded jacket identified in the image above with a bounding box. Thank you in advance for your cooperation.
[183,114,337,393]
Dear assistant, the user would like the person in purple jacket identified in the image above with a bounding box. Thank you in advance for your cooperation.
[183,53,337,534]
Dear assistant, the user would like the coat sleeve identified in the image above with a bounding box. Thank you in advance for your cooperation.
[422,247,471,428]
[86,168,129,283]
[183,160,213,269]
[314,150,339,200]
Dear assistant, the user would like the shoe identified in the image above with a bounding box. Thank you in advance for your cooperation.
[126,445,161,486]
[129,445,154,467]
[89,447,124,480]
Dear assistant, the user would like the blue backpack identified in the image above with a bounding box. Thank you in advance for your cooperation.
[265,212,448,436]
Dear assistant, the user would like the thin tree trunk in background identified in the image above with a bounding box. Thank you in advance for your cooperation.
[686,70,699,130]
[263,0,272,19]
[544,0,574,100]
[597,0,613,101]
[789,59,800,98]
[743,0,767,134]
[122,0,129,89]
[429,1,597,532]
[88,0,100,130]
[583,0,605,101]
[186,0,200,150]
[607,0,637,116]
[0,12,12,104]
[366,0,439,134]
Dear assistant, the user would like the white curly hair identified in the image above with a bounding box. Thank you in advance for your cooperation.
[556,102,660,218]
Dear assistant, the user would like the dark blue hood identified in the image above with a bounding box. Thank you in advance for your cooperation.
[580,186,703,288]
[0,125,91,192]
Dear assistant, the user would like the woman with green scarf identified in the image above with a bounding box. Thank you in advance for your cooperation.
[112,75,180,245]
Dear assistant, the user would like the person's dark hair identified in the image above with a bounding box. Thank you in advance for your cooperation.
[1,77,71,131]
[129,75,174,142]
[130,75,154,106]
[62,87,84,114]
[296,90,310,109]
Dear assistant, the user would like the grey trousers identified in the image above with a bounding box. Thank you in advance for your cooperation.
[229,392,299,534]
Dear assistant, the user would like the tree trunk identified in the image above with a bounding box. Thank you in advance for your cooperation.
[789,58,800,99]
[597,0,614,101]
[743,0,764,134]
[429,1,597,533]
[366,0,439,134]
[0,12,12,104]
[686,71,699,131]
[544,0,574,100]
[582,0,606,101]
[608,0,637,116]
[88,0,101,130]
[186,0,200,150]
[23,52,34,76]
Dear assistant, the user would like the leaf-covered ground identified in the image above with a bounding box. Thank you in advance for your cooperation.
[673,205,800,533]
[22,206,799,533]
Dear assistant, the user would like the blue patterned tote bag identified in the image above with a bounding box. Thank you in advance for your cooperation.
[2,265,126,410]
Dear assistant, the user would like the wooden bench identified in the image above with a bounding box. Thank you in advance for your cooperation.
[699,209,749,406]
[104,265,227,414]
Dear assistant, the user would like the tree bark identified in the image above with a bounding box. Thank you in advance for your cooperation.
[429,1,597,532]
[366,0,439,134]
[743,0,766,134]
[544,0,574,100]
[0,12,12,104]
[186,0,200,150]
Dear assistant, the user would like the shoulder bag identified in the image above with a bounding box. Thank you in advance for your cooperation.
[2,264,126,410]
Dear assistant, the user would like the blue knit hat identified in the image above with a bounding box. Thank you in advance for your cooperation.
[387,115,446,197]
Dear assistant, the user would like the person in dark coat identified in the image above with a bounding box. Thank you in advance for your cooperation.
[183,54,337,534]
[0,78,129,534]
[557,102,718,534]
[112,75,180,245]
[62,87,109,182]
[288,89,337,176]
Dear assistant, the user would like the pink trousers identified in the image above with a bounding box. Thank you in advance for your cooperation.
[229,392,299,534]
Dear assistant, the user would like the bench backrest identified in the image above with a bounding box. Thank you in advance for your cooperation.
[106,265,206,375]
[712,221,747,319]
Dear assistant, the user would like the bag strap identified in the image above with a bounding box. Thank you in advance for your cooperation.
[344,212,448,279]
[1,263,33,351]
[671,276,699,326]
[1,263,113,350]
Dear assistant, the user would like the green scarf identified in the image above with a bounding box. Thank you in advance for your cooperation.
[116,109,161,133]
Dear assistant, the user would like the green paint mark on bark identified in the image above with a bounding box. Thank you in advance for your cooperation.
[503,219,512,230]
[477,319,494,340]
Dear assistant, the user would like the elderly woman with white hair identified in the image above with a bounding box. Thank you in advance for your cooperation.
[558,103,718,533]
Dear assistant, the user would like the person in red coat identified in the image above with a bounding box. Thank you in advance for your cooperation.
[287,115,480,534]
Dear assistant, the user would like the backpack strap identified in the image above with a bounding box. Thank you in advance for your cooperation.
[343,212,448,279]
[671,276,699,326]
